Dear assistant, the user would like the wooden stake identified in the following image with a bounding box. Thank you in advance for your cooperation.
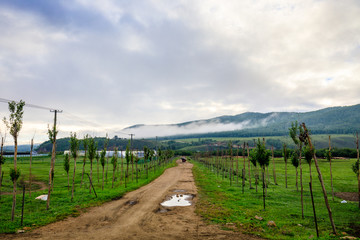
[309,182,319,238]
[302,123,336,234]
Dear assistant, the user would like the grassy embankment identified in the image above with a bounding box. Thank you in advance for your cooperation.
[0,155,176,233]
[192,156,359,239]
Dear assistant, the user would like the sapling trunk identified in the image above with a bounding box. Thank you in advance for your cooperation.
[272,146,277,185]
[71,157,76,201]
[329,136,334,201]
[0,137,4,197]
[302,123,336,234]
[247,143,252,189]
[29,138,33,197]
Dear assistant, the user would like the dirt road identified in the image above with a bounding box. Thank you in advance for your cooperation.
[3,160,260,240]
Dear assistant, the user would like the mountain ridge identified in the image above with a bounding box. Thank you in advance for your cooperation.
[123,104,360,138]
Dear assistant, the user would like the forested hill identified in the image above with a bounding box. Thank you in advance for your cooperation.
[125,103,360,139]
[37,104,360,152]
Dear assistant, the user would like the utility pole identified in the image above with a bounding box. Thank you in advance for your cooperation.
[46,109,62,210]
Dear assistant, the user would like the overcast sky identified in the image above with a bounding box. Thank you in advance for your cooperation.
[0,0,360,145]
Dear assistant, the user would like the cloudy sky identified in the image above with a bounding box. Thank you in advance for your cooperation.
[0,0,360,144]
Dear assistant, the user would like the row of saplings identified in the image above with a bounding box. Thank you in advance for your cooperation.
[0,100,174,224]
[195,121,360,237]
[63,133,174,202]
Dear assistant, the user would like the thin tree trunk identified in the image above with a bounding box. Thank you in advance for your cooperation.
[106,155,109,183]
[0,137,4,198]
[81,151,87,187]
[302,123,336,234]
[11,138,18,221]
[67,172,69,191]
[242,143,246,190]
[112,166,115,188]
[272,146,277,185]
[89,161,93,194]
[296,167,298,191]
[46,136,56,210]
[97,158,100,183]
[299,145,304,219]
[262,167,265,210]
[71,157,77,201]
[247,143,252,189]
[356,132,360,209]
[29,138,33,197]
[329,135,334,201]
[102,166,105,190]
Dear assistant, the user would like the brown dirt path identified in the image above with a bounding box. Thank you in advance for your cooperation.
[2,160,261,240]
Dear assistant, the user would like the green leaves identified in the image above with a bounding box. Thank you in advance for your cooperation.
[253,138,270,169]
[303,145,314,164]
[69,132,80,159]
[3,100,25,139]
[87,137,98,163]
[352,160,359,175]
[9,168,20,183]
[64,153,70,173]
[291,150,299,168]
[100,149,106,167]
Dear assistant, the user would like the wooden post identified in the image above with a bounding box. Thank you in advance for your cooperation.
[309,182,319,237]
[242,142,246,191]
[302,123,336,234]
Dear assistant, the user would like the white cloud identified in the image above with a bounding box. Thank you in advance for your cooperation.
[0,0,359,144]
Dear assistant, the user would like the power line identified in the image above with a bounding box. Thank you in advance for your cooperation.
[0,97,56,111]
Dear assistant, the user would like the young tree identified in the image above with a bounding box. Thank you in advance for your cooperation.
[301,123,336,234]
[283,143,290,188]
[70,133,80,201]
[353,132,360,209]
[291,150,299,191]
[289,121,304,219]
[0,136,5,197]
[88,137,97,193]
[3,100,25,221]
[81,134,90,187]
[272,146,277,185]
[100,149,106,190]
[63,153,70,190]
[29,138,34,197]
[46,110,60,210]
[253,139,271,209]
[326,135,334,201]
[125,144,130,188]
[249,149,258,192]
[111,147,118,188]
[96,152,100,183]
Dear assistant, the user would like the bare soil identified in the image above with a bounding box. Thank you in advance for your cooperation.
[2,160,261,240]
[334,192,359,202]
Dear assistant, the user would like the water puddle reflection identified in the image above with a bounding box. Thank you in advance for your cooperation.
[160,194,193,207]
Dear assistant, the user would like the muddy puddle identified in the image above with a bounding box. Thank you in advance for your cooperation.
[160,194,193,207]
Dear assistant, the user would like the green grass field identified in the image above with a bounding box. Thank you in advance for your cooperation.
[192,156,359,239]
[0,155,176,233]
